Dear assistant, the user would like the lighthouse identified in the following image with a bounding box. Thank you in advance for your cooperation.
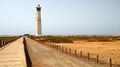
[36,4,42,36]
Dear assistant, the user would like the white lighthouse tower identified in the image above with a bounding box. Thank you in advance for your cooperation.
[36,4,42,36]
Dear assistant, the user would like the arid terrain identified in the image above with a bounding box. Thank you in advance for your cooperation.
[54,40,120,66]
[31,36,120,67]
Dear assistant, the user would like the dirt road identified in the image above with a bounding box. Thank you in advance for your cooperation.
[25,37,108,67]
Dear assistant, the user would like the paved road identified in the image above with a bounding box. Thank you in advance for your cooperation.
[25,37,108,67]
[0,37,27,67]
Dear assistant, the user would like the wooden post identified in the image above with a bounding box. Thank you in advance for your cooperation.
[75,50,77,56]
[110,58,112,67]
[54,44,56,48]
[69,48,71,54]
[50,44,52,47]
[97,55,99,63]
[54,44,55,48]
[5,40,7,45]
[2,40,4,47]
[8,39,10,43]
[80,51,82,58]
[0,40,2,47]
[55,45,56,49]
[6,40,8,44]
[57,45,59,50]
[59,46,61,50]
[51,44,53,48]
[62,46,64,52]
[88,53,90,60]
[56,45,57,49]
[52,44,53,48]
[3,40,6,46]
[53,44,54,48]
[2,40,4,46]
[51,44,52,47]
[57,45,58,49]
[66,47,67,53]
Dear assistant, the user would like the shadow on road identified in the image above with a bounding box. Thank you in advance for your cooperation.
[23,37,32,67]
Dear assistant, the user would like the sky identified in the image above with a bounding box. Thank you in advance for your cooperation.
[0,0,120,35]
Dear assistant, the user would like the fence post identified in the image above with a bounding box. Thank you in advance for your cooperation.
[75,50,77,56]
[6,40,8,44]
[3,40,6,46]
[57,45,59,50]
[56,45,58,49]
[0,40,2,47]
[54,44,55,48]
[88,53,90,60]
[97,55,99,63]
[80,51,82,58]
[52,44,54,48]
[60,46,61,50]
[69,48,71,54]
[5,40,7,45]
[65,47,67,53]
[54,44,56,48]
[2,40,4,46]
[2,40,4,47]
[57,45,58,50]
[52,44,53,48]
[58,45,59,50]
[51,44,53,48]
[62,46,64,52]
[8,39,10,43]
[53,44,54,48]
[59,46,61,50]
[110,58,112,67]
[50,44,51,47]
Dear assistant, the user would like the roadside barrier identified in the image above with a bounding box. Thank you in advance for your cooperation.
[48,44,113,67]
[0,37,20,48]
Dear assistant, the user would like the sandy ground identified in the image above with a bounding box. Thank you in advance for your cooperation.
[25,37,109,67]
[54,40,120,66]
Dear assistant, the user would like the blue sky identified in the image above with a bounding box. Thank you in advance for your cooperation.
[0,0,120,35]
